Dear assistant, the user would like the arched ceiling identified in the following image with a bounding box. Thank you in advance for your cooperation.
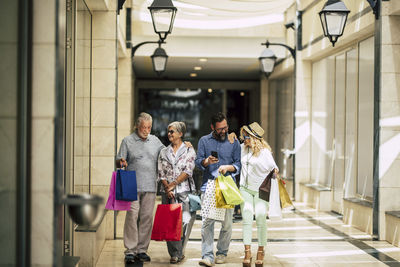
[129,0,295,81]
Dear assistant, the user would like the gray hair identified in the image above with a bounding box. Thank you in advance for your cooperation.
[168,121,186,138]
[134,112,152,130]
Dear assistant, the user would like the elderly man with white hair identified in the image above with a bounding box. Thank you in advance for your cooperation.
[116,112,165,264]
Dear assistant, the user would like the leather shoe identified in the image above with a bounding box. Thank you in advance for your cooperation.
[135,253,151,262]
[124,254,135,263]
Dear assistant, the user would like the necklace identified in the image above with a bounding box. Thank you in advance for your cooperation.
[245,147,253,186]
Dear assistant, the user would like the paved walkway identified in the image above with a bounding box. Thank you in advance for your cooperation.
[96,202,400,266]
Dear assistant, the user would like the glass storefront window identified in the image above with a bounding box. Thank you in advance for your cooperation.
[357,36,374,199]
[311,57,335,186]
[333,53,346,204]
[344,48,358,198]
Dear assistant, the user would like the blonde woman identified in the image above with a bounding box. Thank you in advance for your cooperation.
[239,122,278,267]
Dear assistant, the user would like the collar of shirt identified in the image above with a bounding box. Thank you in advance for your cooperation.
[166,142,186,164]
[206,131,226,142]
[132,131,149,142]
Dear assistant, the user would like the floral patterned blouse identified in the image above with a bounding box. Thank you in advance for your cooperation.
[157,143,196,194]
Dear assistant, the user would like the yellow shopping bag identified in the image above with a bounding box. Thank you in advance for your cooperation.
[217,174,244,205]
[278,178,293,208]
[215,179,235,209]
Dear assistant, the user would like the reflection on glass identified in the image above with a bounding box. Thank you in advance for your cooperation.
[311,57,335,186]
[333,53,346,203]
[274,77,294,180]
[74,0,92,194]
[357,36,374,199]
[344,48,358,198]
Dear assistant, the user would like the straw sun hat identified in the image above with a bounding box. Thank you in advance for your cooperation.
[243,122,264,139]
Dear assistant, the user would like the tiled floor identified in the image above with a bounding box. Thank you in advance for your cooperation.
[95,203,400,267]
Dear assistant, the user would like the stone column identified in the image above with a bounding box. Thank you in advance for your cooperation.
[294,51,312,201]
[90,4,118,239]
[30,1,57,265]
[378,1,400,240]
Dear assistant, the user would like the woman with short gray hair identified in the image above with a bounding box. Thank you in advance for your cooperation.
[157,121,196,264]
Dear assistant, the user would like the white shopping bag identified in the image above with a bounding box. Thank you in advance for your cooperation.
[268,178,282,220]
[200,179,226,221]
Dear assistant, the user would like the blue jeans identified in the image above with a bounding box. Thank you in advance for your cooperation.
[201,207,234,262]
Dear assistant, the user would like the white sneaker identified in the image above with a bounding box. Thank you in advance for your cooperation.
[215,255,226,264]
[199,258,213,266]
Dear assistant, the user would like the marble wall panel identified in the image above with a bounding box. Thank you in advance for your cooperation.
[0,191,16,266]
[0,119,17,190]
[31,118,55,192]
[33,0,56,44]
[32,44,56,118]
[93,69,116,98]
[92,98,116,127]
[93,40,116,69]
[91,156,115,186]
[382,16,400,45]
[93,11,117,40]
[381,44,400,74]
[31,191,54,265]
[0,44,17,117]
[91,127,115,156]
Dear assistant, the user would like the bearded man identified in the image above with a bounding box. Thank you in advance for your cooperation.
[195,112,241,266]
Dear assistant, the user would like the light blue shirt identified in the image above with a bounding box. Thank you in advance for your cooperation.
[195,132,241,191]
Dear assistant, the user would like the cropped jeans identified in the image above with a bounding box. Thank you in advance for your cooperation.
[240,187,269,246]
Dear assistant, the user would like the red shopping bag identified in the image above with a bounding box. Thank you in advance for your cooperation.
[151,203,182,241]
[105,171,132,211]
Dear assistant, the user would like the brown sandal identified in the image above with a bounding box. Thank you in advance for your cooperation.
[255,249,264,267]
[242,249,252,267]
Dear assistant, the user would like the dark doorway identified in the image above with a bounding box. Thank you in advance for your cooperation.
[138,88,250,148]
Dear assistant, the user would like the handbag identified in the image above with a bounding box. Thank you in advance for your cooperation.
[268,177,282,220]
[217,174,244,205]
[188,177,201,212]
[115,169,138,201]
[278,178,293,208]
[105,171,132,211]
[151,203,183,241]
[188,194,201,212]
[200,179,226,221]
[259,170,276,202]
[215,178,235,209]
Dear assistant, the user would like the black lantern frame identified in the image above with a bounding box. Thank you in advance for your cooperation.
[151,45,168,75]
[319,0,350,47]
[259,40,295,76]
[148,0,177,41]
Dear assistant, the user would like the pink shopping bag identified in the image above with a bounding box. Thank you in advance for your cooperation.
[105,171,132,211]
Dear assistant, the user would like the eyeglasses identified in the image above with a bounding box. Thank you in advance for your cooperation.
[243,135,250,140]
[168,130,175,134]
[215,126,228,132]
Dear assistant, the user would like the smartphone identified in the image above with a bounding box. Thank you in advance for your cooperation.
[211,151,218,159]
